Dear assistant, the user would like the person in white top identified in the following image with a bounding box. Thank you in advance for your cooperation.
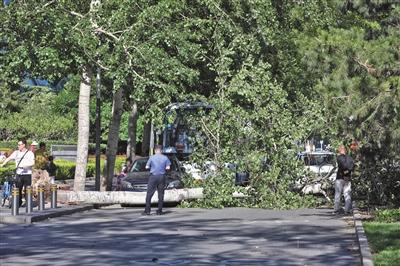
[1,139,35,207]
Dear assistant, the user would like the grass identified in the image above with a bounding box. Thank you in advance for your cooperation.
[363,221,400,266]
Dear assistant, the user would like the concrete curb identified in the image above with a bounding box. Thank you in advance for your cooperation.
[0,204,94,224]
[353,202,374,266]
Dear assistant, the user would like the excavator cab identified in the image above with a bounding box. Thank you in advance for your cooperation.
[161,102,213,159]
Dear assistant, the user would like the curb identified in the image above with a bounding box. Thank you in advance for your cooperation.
[353,202,374,266]
[0,204,94,224]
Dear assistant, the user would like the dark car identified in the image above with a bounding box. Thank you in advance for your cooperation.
[124,156,184,191]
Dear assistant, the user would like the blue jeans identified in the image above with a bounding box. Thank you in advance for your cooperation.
[145,174,165,213]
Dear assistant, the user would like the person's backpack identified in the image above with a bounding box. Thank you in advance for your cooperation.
[341,155,354,181]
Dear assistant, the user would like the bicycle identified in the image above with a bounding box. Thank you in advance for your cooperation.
[1,175,17,208]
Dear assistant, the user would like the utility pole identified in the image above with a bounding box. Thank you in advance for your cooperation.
[95,66,101,191]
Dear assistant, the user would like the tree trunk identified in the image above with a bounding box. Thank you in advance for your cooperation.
[101,87,124,191]
[57,188,249,204]
[126,101,138,160]
[141,121,151,156]
[74,67,92,192]
[58,188,205,204]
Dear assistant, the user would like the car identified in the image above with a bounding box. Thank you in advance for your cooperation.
[294,150,337,200]
[122,156,184,191]
[297,150,337,181]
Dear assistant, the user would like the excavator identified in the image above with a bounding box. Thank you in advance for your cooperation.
[160,102,213,159]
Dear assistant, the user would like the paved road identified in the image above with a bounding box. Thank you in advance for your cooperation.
[0,206,360,266]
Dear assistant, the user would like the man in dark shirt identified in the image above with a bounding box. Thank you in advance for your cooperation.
[334,145,354,214]
[143,145,171,215]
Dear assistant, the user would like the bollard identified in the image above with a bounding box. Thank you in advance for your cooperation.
[38,186,45,211]
[11,187,19,216]
[26,186,33,213]
[51,184,57,209]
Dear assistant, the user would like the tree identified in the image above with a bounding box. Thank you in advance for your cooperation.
[294,1,400,205]
[74,67,92,191]
[1,0,397,206]
[102,87,123,191]
[126,101,138,159]
[1,1,105,191]
[0,87,76,141]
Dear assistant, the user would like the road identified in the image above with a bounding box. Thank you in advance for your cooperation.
[0,206,360,266]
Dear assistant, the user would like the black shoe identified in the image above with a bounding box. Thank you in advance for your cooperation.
[141,211,151,216]
[156,211,165,215]
[333,208,345,215]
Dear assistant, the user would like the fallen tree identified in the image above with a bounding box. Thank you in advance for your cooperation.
[57,188,249,204]
[57,188,204,204]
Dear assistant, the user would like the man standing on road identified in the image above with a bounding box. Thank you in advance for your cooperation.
[143,145,171,215]
[334,145,354,215]
[1,139,35,207]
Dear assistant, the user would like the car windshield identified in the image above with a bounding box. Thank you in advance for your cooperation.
[130,158,148,172]
[129,156,180,172]
[300,153,335,166]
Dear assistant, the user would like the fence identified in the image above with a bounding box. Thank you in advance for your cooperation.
[51,145,77,161]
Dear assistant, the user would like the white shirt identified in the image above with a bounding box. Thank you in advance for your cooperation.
[9,150,35,175]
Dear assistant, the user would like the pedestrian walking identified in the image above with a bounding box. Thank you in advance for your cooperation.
[334,144,354,214]
[143,145,171,215]
[0,139,35,207]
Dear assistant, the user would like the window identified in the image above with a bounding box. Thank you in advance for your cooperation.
[131,159,148,172]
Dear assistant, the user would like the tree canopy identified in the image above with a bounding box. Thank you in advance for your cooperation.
[0,0,398,206]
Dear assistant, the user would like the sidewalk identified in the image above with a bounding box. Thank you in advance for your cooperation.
[0,179,96,224]
[0,201,94,224]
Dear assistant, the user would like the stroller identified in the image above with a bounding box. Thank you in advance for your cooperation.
[1,175,17,208]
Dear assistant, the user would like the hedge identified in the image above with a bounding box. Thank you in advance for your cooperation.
[0,166,15,183]
[0,141,108,154]
[0,156,126,184]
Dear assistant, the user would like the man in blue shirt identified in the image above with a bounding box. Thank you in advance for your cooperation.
[143,145,171,215]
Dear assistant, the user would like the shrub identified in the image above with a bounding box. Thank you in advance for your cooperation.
[0,156,126,184]
[54,160,79,181]
[0,165,15,184]
[54,157,125,181]
[375,209,400,223]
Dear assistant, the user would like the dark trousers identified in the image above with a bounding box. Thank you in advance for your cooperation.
[16,174,31,206]
[145,174,165,213]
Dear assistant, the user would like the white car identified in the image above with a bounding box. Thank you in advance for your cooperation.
[297,150,337,181]
[295,150,337,200]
